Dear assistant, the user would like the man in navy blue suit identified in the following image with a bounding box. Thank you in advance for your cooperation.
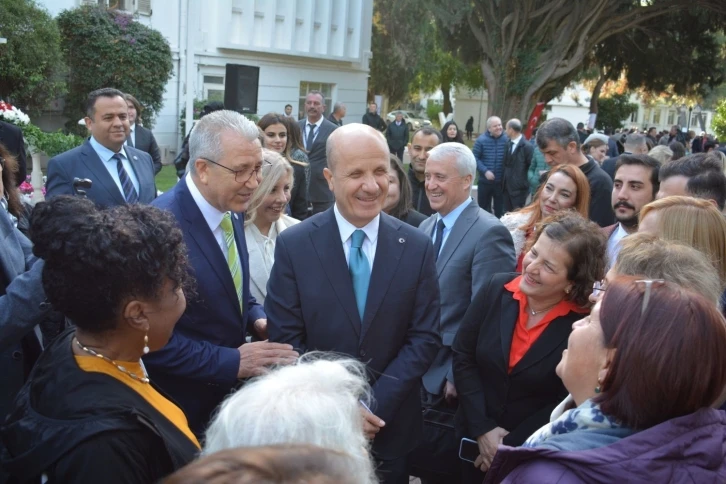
[266,123,442,483]
[45,88,156,206]
[145,110,298,435]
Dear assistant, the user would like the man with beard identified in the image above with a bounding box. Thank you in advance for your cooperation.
[604,154,660,266]
[407,127,442,216]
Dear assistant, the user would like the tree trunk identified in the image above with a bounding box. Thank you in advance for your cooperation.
[441,81,452,115]
[589,72,608,115]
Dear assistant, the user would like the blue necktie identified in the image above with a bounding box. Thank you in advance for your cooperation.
[112,153,139,203]
[349,229,370,321]
[305,124,316,150]
[433,219,446,261]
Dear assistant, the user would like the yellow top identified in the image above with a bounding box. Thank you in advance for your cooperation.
[75,355,200,449]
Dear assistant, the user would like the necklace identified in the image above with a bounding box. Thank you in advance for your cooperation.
[528,302,558,316]
[75,338,150,384]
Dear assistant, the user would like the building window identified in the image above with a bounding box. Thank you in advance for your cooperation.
[203,75,225,103]
[652,110,661,125]
[80,0,150,14]
[630,111,637,123]
[299,82,334,119]
[667,111,675,126]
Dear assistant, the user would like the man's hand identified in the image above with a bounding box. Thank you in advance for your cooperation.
[474,426,509,472]
[485,170,495,181]
[253,318,268,339]
[237,341,298,379]
[360,406,385,440]
[444,381,458,404]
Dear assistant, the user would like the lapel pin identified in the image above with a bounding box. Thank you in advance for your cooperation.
[233,213,239,220]
[398,238,405,244]
[133,155,138,160]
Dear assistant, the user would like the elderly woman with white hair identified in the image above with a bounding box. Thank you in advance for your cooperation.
[203,355,377,484]
[244,149,299,305]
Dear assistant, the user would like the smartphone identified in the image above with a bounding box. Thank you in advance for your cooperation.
[459,437,479,463]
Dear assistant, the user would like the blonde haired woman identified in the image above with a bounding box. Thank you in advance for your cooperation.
[639,195,726,312]
[245,149,299,305]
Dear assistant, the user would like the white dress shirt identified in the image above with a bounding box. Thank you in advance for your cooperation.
[186,174,234,261]
[510,134,522,153]
[304,116,324,148]
[89,135,140,194]
[334,204,379,273]
[606,223,628,267]
[125,124,136,148]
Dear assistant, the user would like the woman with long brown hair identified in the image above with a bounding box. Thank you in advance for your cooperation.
[0,143,29,235]
[500,164,591,271]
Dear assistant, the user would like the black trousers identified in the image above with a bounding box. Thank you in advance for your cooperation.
[390,146,405,162]
[477,181,504,218]
[376,454,410,484]
[503,189,528,213]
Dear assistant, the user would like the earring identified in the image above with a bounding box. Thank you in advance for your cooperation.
[594,377,602,394]
[143,333,149,355]
[565,287,571,294]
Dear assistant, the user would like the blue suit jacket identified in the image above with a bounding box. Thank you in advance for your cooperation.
[266,209,442,459]
[45,140,156,207]
[144,178,265,434]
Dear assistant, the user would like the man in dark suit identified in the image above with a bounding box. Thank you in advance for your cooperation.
[298,90,339,215]
[45,88,156,207]
[602,133,648,180]
[328,102,346,127]
[124,93,163,175]
[411,143,516,481]
[0,121,26,186]
[502,118,535,212]
[146,110,298,435]
[266,123,442,483]
[386,112,409,161]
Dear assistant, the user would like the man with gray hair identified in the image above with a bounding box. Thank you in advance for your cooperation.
[147,110,299,435]
[328,102,346,127]
[502,118,534,212]
[601,133,648,180]
[411,142,515,481]
[473,116,509,217]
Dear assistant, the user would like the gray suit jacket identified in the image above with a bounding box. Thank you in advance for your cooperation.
[298,118,338,203]
[419,200,516,395]
[46,140,157,207]
[0,209,49,424]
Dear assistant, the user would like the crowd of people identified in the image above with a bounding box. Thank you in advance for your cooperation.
[0,86,725,484]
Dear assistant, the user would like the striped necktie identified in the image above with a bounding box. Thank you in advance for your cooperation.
[221,213,243,314]
[112,153,139,203]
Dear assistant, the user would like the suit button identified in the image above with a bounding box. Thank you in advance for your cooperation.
[39,301,50,310]
[359,349,366,357]
[11,351,22,360]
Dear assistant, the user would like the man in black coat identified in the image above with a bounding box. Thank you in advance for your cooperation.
[502,119,534,212]
[0,121,27,186]
[362,102,387,132]
[386,112,409,161]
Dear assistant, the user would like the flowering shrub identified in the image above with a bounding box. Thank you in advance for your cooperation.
[0,101,30,126]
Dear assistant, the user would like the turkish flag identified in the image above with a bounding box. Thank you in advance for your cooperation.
[525,102,546,140]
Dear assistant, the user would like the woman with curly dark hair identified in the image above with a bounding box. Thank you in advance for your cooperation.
[1,196,200,483]
[452,212,606,482]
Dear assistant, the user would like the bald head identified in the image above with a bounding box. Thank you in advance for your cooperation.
[326,123,388,172]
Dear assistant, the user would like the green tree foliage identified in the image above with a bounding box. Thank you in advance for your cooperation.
[595,93,638,131]
[0,0,66,115]
[57,6,172,130]
[712,99,726,140]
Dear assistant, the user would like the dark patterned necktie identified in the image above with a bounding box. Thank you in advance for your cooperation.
[112,153,139,203]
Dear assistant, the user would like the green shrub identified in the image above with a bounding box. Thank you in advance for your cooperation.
[57,5,173,131]
[712,99,726,141]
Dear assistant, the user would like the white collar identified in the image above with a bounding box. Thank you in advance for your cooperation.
[511,135,522,145]
[185,174,228,233]
[306,117,324,129]
[334,204,380,246]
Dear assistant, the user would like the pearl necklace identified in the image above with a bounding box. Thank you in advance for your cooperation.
[75,338,150,384]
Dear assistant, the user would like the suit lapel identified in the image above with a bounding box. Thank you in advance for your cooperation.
[310,210,361,337]
[360,214,404,342]
[81,142,126,205]
[178,181,240,312]
[124,146,149,201]
[499,293,519,369]
[510,315,574,376]
[436,201,478,275]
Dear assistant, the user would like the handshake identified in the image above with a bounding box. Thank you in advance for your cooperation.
[236,318,299,379]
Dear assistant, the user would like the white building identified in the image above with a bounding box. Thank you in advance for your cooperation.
[39,0,374,163]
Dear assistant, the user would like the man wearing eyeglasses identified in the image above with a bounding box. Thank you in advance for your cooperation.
[146,110,299,436]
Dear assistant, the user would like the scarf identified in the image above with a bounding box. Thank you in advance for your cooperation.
[523,397,626,448]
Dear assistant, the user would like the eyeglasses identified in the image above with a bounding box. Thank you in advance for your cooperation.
[200,157,270,183]
[592,280,607,297]
[635,279,666,316]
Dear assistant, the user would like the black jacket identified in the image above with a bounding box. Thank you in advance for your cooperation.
[386,121,409,150]
[407,168,433,216]
[362,112,387,132]
[453,273,583,446]
[502,137,534,195]
[132,124,162,175]
[1,329,198,483]
[579,157,615,227]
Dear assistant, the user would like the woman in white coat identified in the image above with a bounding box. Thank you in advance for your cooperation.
[245,149,299,305]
